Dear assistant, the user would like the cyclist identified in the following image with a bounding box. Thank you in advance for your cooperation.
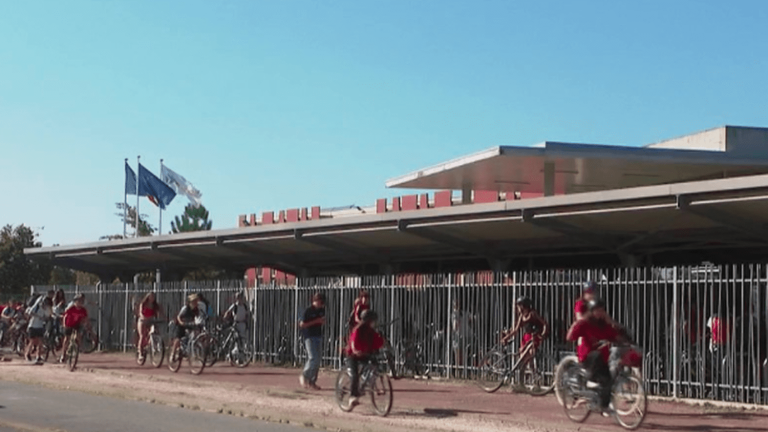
[223,292,249,342]
[345,310,385,408]
[51,290,66,338]
[574,281,597,321]
[25,297,53,363]
[195,293,211,328]
[501,297,548,369]
[348,290,370,329]
[137,292,163,362]
[566,298,622,413]
[60,294,88,363]
[171,294,201,356]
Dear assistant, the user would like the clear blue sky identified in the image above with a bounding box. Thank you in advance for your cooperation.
[2,1,767,246]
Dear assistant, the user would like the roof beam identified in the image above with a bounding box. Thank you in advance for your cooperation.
[677,195,768,244]
[294,230,387,263]
[522,210,619,252]
[398,221,501,260]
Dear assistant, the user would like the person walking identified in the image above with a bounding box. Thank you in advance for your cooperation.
[299,293,326,390]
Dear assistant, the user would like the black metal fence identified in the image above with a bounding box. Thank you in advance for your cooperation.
[32,264,768,405]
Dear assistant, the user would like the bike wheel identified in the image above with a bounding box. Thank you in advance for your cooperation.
[82,330,98,354]
[612,374,647,430]
[15,333,27,357]
[334,370,354,412]
[554,355,579,406]
[67,342,79,372]
[476,349,507,393]
[203,336,218,368]
[168,346,182,373]
[524,351,558,396]
[230,340,252,368]
[384,345,398,380]
[40,341,50,363]
[369,372,393,417]
[561,369,590,423]
[189,340,206,375]
[150,335,165,368]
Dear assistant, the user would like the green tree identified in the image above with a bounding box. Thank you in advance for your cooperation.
[0,225,52,297]
[171,204,212,233]
[102,203,155,240]
[49,266,76,285]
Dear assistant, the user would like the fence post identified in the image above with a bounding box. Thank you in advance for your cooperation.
[97,281,103,351]
[123,280,130,353]
[252,281,258,363]
[672,266,679,398]
[446,273,453,379]
[293,282,299,367]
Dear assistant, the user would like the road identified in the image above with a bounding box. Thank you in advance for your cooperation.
[0,380,313,432]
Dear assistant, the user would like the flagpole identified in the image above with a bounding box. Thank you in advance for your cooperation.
[136,155,141,237]
[123,158,128,239]
[159,159,164,236]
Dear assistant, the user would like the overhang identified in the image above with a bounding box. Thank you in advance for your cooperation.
[385,143,768,194]
[24,174,768,276]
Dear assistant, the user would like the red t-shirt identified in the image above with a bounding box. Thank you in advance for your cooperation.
[568,319,619,363]
[64,305,88,328]
[574,299,587,318]
[346,326,384,358]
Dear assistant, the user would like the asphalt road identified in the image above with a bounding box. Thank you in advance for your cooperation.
[0,380,314,432]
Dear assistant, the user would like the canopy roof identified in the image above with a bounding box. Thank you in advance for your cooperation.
[385,142,768,194]
[25,173,768,278]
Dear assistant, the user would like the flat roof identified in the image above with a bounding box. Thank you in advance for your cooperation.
[385,141,768,194]
[25,173,768,277]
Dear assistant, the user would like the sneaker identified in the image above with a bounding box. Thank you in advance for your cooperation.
[59,355,66,363]
[299,375,307,388]
[35,357,43,364]
[309,383,321,391]
[349,396,360,409]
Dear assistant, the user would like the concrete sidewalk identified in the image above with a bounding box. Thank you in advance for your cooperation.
[2,352,768,432]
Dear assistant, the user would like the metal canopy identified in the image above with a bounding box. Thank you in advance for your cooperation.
[385,143,768,194]
[24,173,768,277]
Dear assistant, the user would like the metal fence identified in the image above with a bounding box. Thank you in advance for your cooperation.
[32,264,768,405]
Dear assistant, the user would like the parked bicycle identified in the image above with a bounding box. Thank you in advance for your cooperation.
[136,320,165,368]
[476,339,557,396]
[206,323,252,368]
[334,354,394,417]
[559,342,647,430]
[167,325,207,375]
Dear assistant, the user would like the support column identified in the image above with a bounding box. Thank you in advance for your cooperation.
[543,161,555,197]
[461,184,472,204]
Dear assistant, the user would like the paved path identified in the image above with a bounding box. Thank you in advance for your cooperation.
[0,380,312,432]
[3,352,768,432]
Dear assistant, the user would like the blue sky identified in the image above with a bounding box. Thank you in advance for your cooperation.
[1,1,767,246]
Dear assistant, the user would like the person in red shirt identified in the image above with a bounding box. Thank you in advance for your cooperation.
[348,290,370,329]
[345,310,385,408]
[136,292,163,362]
[574,281,597,321]
[567,298,621,411]
[60,294,88,363]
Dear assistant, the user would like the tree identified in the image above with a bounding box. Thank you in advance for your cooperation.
[49,266,76,285]
[171,204,212,233]
[0,225,52,297]
[107,203,155,238]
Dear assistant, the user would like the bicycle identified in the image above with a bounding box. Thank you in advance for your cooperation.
[136,321,165,368]
[65,329,80,372]
[167,325,207,375]
[560,342,647,430]
[79,319,99,354]
[335,353,394,417]
[213,323,252,368]
[476,339,557,396]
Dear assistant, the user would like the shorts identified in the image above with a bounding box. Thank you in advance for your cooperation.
[521,333,542,351]
[64,324,82,336]
[28,327,45,339]
[175,324,189,340]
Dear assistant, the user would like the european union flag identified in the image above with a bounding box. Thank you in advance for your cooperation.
[138,163,176,210]
[125,162,138,195]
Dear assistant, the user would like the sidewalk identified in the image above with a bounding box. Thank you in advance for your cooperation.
[2,352,767,432]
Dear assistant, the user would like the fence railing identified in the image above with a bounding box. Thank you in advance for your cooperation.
[32,264,768,405]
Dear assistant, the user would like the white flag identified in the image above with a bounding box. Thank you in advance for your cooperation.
[161,165,203,207]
